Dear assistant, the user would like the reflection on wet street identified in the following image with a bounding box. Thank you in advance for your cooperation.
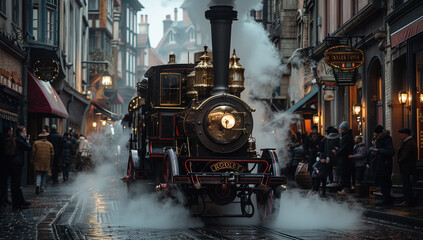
[53,170,423,240]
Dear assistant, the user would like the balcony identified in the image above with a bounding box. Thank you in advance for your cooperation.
[268,17,281,41]
[89,49,114,75]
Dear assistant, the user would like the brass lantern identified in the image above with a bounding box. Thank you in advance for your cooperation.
[313,114,319,125]
[353,104,361,115]
[228,49,245,96]
[398,90,408,105]
[193,46,214,99]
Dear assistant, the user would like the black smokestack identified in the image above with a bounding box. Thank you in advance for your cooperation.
[205,5,237,95]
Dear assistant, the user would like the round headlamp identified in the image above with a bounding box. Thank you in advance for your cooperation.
[206,105,243,143]
[221,114,235,129]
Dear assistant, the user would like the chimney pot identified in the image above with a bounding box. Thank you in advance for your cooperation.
[140,15,144,24]
[174,8,178,21]
[166,14,171,20]
[145,15,148,23]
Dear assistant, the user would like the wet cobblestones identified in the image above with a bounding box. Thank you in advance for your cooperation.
[0,184,74,240]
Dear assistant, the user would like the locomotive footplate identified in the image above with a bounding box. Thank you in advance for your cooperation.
[173,172,287,186]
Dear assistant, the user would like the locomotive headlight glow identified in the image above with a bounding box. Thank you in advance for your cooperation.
[206,105,243,143]
[221,114,235,129]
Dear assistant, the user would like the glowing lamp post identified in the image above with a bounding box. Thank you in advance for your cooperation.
[398,90,408,127]
[102,73,112,87]
[313,114,319,125]
[92,122,97,128]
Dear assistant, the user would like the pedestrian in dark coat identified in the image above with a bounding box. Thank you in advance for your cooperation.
[11,126,32,210]
[312,152,330,197]
[0,126,14,206]
[322,126,340,184]
[373,125,395,205]
[62,133,73,182]
[305,125,323,175]
[334,121,354,195]
[47,124,63,184]
[396,128,417,207]
[349,136,366,186]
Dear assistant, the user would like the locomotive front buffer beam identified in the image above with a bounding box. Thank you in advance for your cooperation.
[173,172,287,187]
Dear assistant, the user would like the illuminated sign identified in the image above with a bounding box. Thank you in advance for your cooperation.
[324,45,364,70]
[34,59,59,82]
[210,161,246,172]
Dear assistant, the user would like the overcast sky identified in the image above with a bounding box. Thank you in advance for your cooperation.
[138,0,185,48]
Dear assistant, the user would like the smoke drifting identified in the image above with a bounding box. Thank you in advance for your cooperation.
[273,190,363,229]
[71,128,202,229]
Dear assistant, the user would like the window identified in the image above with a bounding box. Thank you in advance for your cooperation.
[12,1,19,24]
[0,0,6,15]
[189,28,195,42]
[47,9,55,43]
[169,32,175,44]
[160,73,181,105]
[89,0,98,11]
[33,8,39,40]
[107,0,112,17]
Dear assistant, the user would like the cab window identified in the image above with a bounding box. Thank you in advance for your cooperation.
[160,73,181,105]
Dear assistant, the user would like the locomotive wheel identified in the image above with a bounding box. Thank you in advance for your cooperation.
[256,185,281,223]
[126,158,136,197]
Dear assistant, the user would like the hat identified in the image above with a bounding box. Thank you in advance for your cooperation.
[319,152,327,159]
[311,125,318,130]
[398,128,411,135]
[51,124,57,130]
[38,130,49,137]
[339,121,349,131]
[325,126,335,134]
[373,125,384,134]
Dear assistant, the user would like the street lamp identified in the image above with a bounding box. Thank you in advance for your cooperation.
[398,90,408,127]
[92,122,97,128]
[398,90,408,105]
[101,72,112,87]
[353,104,361,115]
[313,114,319,125]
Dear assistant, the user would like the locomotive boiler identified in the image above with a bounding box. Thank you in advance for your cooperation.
[122,5,286,221]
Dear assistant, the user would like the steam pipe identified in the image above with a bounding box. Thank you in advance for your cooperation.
[205,5,237,95]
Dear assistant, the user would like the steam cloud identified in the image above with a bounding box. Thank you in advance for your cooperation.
[71,126,202,229]
[273,190,363,229]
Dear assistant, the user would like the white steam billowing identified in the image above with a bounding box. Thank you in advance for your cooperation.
[69,0,362,231]
[274,191,363,229]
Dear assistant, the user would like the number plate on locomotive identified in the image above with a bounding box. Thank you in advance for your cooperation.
[210,161,246,172]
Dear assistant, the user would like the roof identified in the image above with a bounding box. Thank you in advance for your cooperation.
[285,87,318,114]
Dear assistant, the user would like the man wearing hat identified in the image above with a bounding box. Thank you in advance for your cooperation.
[305,125,323,175]
[397,128,417,207]
[322,126,340,185]
[334,121,354,194]
[31,130,54,194]
[373,125,395,205]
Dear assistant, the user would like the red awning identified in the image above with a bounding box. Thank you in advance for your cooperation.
[28,72,69,118]
[391,17,423,47]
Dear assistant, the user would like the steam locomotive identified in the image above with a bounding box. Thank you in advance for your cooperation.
[122,5,286,221]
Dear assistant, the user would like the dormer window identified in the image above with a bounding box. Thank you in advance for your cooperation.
[169,31,175,44]
[189,28,195,42]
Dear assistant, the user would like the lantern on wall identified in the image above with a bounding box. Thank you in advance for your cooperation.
[313,114,319,125]
[353,104,361,115]
[398,90,408,105]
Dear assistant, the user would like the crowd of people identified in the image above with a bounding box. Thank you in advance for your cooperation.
[288,122,418,206]
[0,125,92,210]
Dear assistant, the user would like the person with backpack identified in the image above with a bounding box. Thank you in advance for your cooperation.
[0,126,15,206]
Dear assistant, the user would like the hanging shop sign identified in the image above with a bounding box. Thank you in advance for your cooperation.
[324,45,364,86]
[316,60,336,87]
[324,45,364,70]
[34,59,59,82]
